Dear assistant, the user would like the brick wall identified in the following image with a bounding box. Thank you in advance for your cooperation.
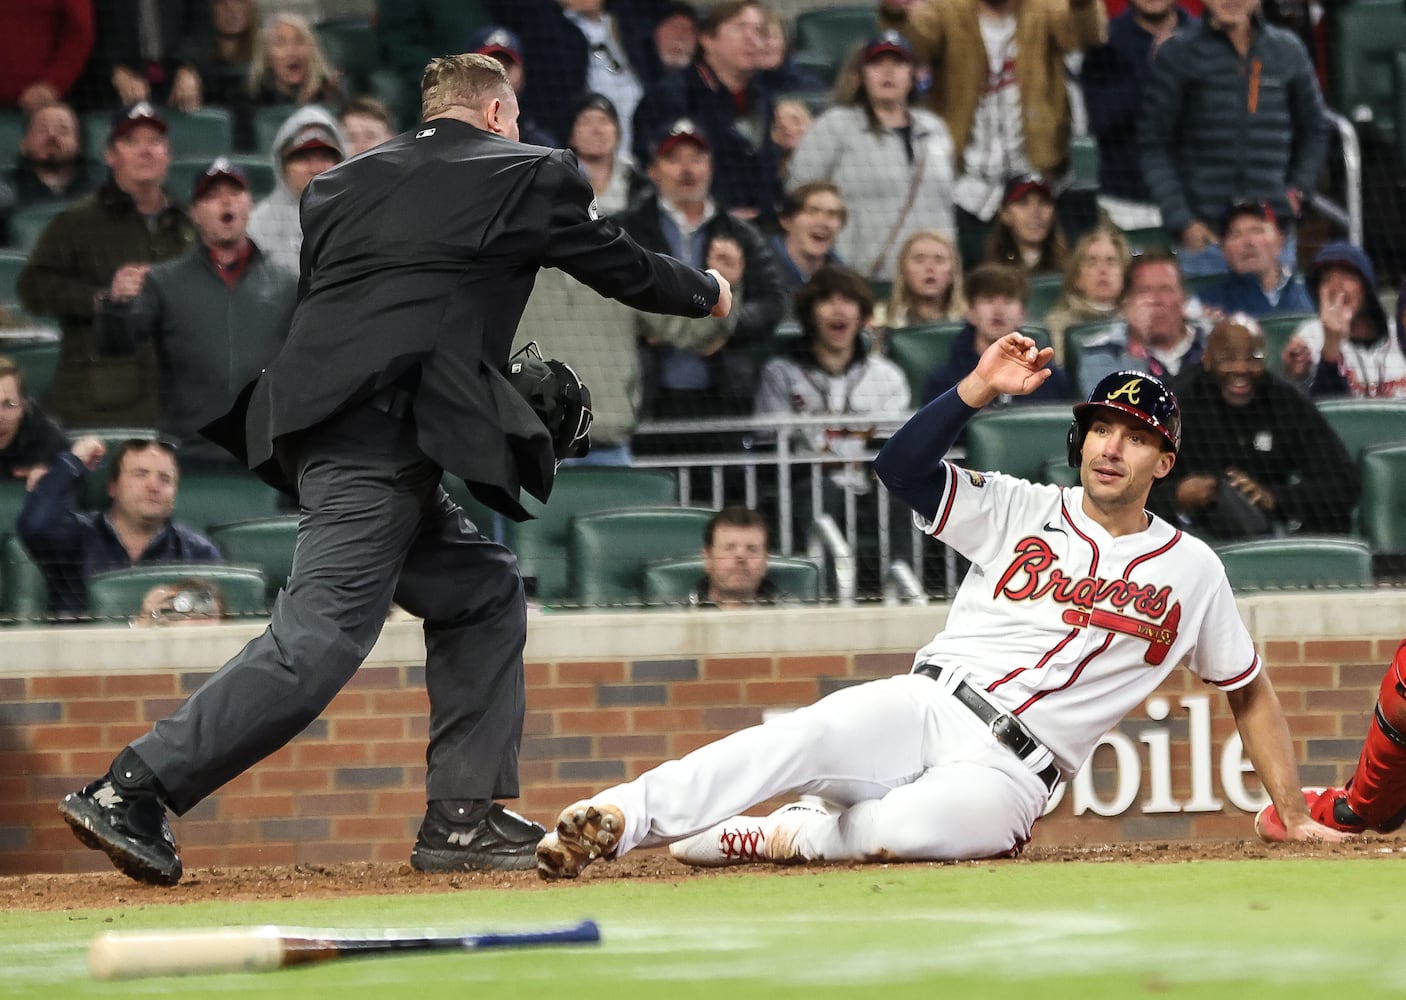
[0,603,1400,875]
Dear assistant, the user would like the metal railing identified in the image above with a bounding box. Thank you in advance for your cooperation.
[1312,110,1363,246]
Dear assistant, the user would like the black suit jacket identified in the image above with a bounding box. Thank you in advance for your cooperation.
[204,119,717,519]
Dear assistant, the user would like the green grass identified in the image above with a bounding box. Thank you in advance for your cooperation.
[3,858,1403,999]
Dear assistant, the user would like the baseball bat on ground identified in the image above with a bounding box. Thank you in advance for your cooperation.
[88,918,601,980]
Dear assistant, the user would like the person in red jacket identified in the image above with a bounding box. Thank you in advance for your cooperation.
[0,0,95,112]
[1256,639,1406,841]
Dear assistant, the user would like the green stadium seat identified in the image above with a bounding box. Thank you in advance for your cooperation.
[885,321,966,402]
[568,506,716,607]
[964,405,1075,483]
[792,7,879,80]
[501,467,678,603]
[86,563,268,621]
[314,18,380,89]
[1214,536,1373,592]
[1123,227,1173,254]
[0,110,23,169]
[0,334,60,400]
[253,106,298,153]
[642,554,822,606]
[1360,443,1406,554]
[1257,312,1314,377]
[1,533,47,622]
[1063,318,1124,389]
[174,470,283,533]
[209,516,298,604]
[1329,1,1406,142]
[0,481,26,535]
[1315,398,1406,463]
[0,250,25,305]
[8,202,69,252]
[1069,135,1099,190]
[1039,457,1081,488]
[1396,50,1406,165]
[1025,273,1065,324]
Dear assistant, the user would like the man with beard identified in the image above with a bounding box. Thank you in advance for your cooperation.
[97,158,297,469]
[6,101,102,209]
[1150,315,1358,540]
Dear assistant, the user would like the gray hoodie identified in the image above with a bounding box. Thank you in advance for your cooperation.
[246,106,347,274]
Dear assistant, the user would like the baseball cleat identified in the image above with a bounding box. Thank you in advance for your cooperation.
[535,801,625,880]
[59,778,183,887]
[1253,787,1328,843]
[669,802,828,867]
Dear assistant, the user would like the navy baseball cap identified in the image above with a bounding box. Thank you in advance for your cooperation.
[1002,172,1054,206]
[1220,198,1280,236]
[469,26,524,64]
[650,118,710,160]
[863,31,914,63]
[192,157,249,201]
[108,101,167,144]
[574,92,620,125]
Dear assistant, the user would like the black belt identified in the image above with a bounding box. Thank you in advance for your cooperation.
[915,664,1062,792]
[367,386,415,422]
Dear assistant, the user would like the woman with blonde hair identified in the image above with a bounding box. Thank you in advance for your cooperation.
[233,12,346,149]
[785,32,954,283]
[1043,224,1132,363]
[875,230,966,330]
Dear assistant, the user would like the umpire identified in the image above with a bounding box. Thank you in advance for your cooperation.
[58,53,733,885]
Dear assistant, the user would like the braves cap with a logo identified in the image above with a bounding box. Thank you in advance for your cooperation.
[469,26,524,65]
[280,123,344,163]
[863,31,914,63]
[192,157,250,201]
[108,102,168,144]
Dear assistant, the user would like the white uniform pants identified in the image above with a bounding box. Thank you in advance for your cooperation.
[600,673,1056,862]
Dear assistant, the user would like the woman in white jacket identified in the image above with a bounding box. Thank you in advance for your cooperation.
[785,31,955,284]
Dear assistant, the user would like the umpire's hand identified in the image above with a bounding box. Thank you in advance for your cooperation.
[705,268,734,319]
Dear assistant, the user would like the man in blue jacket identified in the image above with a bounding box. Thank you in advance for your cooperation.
[1139,0,1326,276]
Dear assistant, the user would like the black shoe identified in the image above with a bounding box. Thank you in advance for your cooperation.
[58,777,183,886]
[411,802,546,872]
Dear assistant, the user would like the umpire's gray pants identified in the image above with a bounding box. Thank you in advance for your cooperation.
[132,403,528,815]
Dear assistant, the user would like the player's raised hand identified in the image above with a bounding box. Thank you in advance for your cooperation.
[958,331,1053,408]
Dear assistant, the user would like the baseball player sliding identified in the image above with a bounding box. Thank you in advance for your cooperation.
[537,332,1348,878]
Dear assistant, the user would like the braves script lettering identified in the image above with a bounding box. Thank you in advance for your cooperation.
[993,536,1170,617]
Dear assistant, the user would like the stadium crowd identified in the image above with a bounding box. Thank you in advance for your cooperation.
[0,0,1403,619]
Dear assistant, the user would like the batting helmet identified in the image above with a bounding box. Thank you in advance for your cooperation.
[1065,370,1181,467]
[504,342,593,462]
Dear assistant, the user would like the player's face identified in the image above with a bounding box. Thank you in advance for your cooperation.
[703,524,769,603]
[0,375,24,450]
[967,294,1026,351]
[903,237,955,302]
[782,191,845,259]
[1079,411,1175,510]
[191,180,252,249]
[1074,235,1124,305]
[109,446,178,528]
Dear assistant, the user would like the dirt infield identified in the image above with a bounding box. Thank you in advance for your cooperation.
[4,838,1401,912]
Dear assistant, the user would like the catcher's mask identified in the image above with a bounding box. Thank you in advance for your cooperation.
[505,342,593,462]
[1066,369,1181,467]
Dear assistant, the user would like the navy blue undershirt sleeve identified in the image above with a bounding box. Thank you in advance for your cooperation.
[873,387,980,520]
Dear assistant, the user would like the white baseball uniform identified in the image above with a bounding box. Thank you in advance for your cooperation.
[590,463,1260,863]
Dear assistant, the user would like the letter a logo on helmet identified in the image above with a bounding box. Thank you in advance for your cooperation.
[1066,370,1181,467]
